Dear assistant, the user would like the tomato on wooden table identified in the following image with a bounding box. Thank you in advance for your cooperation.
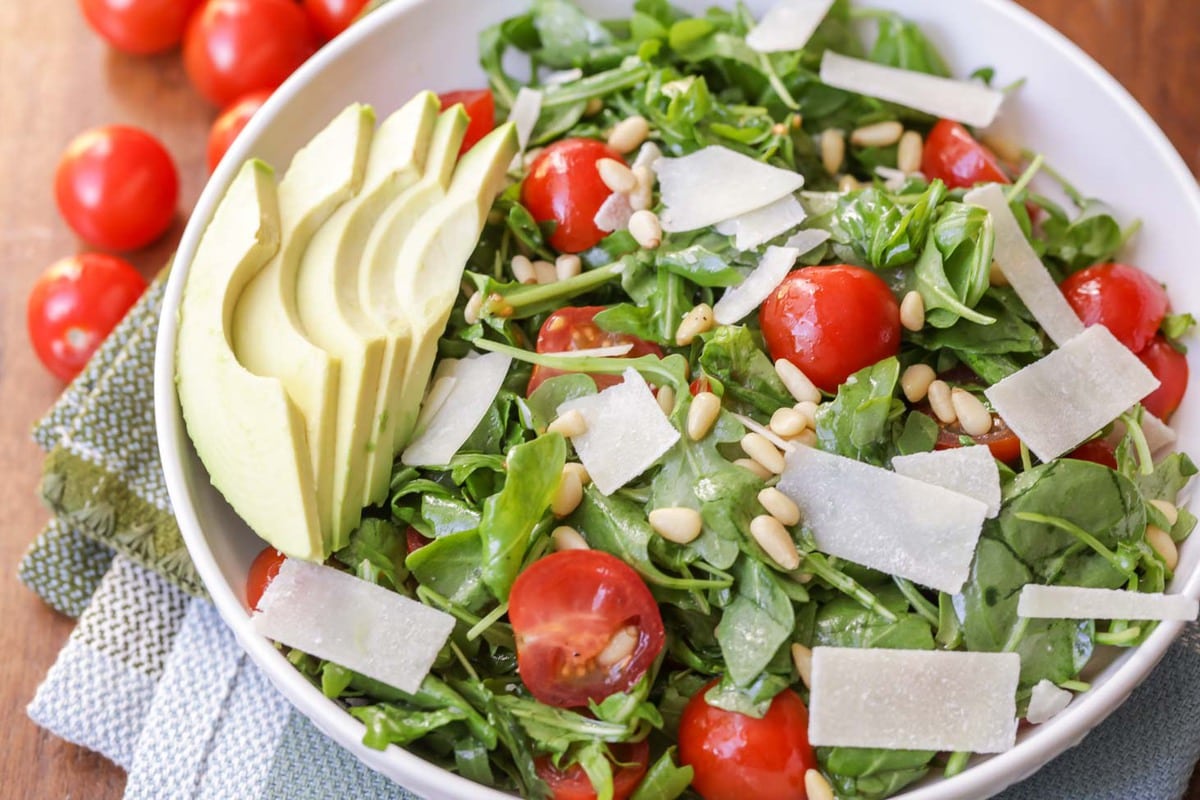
[678,681,817,800]
[1138,336,1188,420]
[207,90,273,172]
[534,740,650,800]
[439,89,496,155]
[302,0,369,41]
[246,546,287,610]
[79,0,204,54]
[527,306,664,395]
[759,265,901,393]
[522,138,623,253]
[55,125,179,251]
[922,119,1009,189]
[1060,263,1168,353]
[508,549,665,708]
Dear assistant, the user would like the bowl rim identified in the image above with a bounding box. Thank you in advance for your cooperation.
[153,1,1200,798]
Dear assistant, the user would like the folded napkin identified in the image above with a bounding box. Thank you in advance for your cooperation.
[18,277,1200,800]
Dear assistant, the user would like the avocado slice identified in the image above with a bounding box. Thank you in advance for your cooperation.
[176,161,324,560]
[296,92,439,548]
[231,104,374,552]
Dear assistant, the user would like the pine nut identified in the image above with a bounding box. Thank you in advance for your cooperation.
[596,626,639,666]
[548,409,588,438]
[1150,499,1179,527]
[983,134,1022,164]
[552,525,589,551]
[927,380,956,424]
[552,469,584,517]
[775,359,822,404]
[838,174,861,193]
[750,514,801,570]
[820,128,845,174]
[629,210,662,249]
[533,259,557,285]
[793,400,819,430]
[688,391,721,440]
[805,769,836,800]
[901,363,937,403]
[989,259,1009,286]
[897,130,923,173]
[742,432,785,474]
[649,507,704,544]
[734,458,772,479]
[656,384,676,416]
[563,462,591,486]
[511,254,536,284]
[555,254,582,281]
[770,407,808,438]
[951,388,992,436]
[585,96,604,116]
[631,165,654,211]
[759,487,801,526]
[793,428,817,448]
[608,115,650,154]
[851,120,904,148]
[464,291,483,325]
[1146,524,1179,571]
[597,158,637,193]
[675,303,715,346]
[790,643,814,689]
[900,290,925,331]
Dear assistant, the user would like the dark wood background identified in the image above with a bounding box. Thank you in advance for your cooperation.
[0,1,1196,797]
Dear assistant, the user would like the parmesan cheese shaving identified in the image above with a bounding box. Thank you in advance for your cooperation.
[715,194,808,251]
[654,146,805,232]
[1026,680,1073,725]
[411,374,458,439]
[891,446,1001,518]
[507,87,543,152]
[783,228,832,255]
[594,190,634,233]
[401,352,512,466]
[713,245,800,325]
[1017,585,1199,621]
[746,0,835,53]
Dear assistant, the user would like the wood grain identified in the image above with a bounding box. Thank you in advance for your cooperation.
[0,2,1195,798]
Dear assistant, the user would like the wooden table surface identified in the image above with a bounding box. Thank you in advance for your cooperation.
[1,2,1197,798]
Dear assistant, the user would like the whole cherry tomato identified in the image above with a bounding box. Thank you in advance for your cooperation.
[760,265,901,393]
[246,546,287,610]
[921,119,1009,189]
[55,125,179,251]
[1138,336,1188,420]
[79,0,204,54]
[678,682,817,800]
[1060,263,1169,353]
[534,740,649,800]
[508,550,665,708]
[527,306,664,395]
[207,90,273,172]
[27,254,147,381]
[522,138,622,253]
[302,0,369,41]
[439,89,496,155]
[1065,439,1119,469]
[184,0,318,107]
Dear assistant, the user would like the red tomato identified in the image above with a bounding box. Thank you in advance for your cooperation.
[184,0,317,107]
[934,413,1023,463]
[1060,263,1169,353]
[79,0,204,54]
[27,254,147,381]
[207,90,273,173]
[246,547,287,610]
[921,119,1009,190]
[439,89,496,155]
[302,0,369,40]
[534,740,649,800]
[1065,439,1118,469]
[522,138,622,253]
[1138,336,1188,420]
[678,682,816,800]
[405,526,432,555]
[759,265,901,393]
[689,377,712,396]
[55,125,179,251]
[527,306,664,395]
[508,550,665,708]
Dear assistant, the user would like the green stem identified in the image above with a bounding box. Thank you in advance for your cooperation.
[1058,679,1090,692]
[1096,626,1142,646]
[893,576,940,626]
[541,63,652,109]
[1019,440,1033,472]
[473,338,690,392]
[467,601,509,642]
[944,751,971,778]
[800,553,898,623]
[1119,411,1155,476]
[417,586,516,651]
[481,262,625,320]
[1014,512,1137,575]
[1006,153,1044,201]
[1020,150,1086,208]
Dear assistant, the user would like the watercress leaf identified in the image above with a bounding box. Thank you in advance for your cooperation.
[698,325,794,420]
[421,494,483,539]
[334,518,409,590]
[715,557,795,686]
[407,528,493,614]
[1135,451,1197,504]
[814,356,902,466]
[911,203,996,328]
[526,374,598,431]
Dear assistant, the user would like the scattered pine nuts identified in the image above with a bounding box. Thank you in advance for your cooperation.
[790,642,814,689]
[548,409,588,438]
[533,259,557,285]
[675,303,715,346]
[900,290,926,331]
[1150,499,1180,527]
[750,514,801,570]
[657,384,676,416]
[850,120,903,148]
[630,164,654,211]
[552,469,584,517]
[563,462,591,486]
[794,400,819,430]
[464,291,483,325]
[552,525,589,551]
[742,432,786,475]
[837,174,861,193]
[1146,524,1179,571]
[983,134,1023,165]
[511,254,536,284]
[927,380,956,424]
[649,507,704,544]
[793,428,818,448]
[897,130,924,174]
[901,363,937,403]
[775,359,822,404]
[584,96,604,116]
[608,115,650,154]
[734,458,772,479]
[596,626,639,667]
[688,391,722,441]
[629,209,663,249]
[951,388,992,436]
[805,769,836,800]
[758,487,801,526]
[597,158,637,193]
[820,128,845,174]
[555,253,582,281]
[770,407,808,438]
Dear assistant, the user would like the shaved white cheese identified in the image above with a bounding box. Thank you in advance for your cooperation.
[820,51,1005,128]
[984,325,1160,462]
[252,559,455,694]
[401,352,512,466]
[1142,411,1178,454]
[891,446,1001,518]
[507,87,543,152]
[1017,585,1199,621]
[746,0,835,53]
[965,184,1084,345]
[809,647,1020,753]
[632,141,662,171]
[731,412,795,452]
[783,228,831,255]
[1026,680,1073,724]
[713,245,800,325]
[654,146,805,232]
[778,446,988,593]
[411,374,458,439]
[874,165,914,192]
[542,68,583,85]
[715,194,808,251]
[548,343,634,359]
[594,190,634,233]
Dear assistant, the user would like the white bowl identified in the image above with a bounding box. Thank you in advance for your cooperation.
[154,1,1200,798]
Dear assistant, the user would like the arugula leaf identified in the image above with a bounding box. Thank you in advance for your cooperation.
[407,528,493,614]
[715,557,795,686]
[821,746,936,800]
[334,518,409,590]
[812,586,934,650]
[869,14,950,76]
[698,325,795,419]
[629,747,693,800]
[909,287,1044,356]
[531,0,616,68]
[910,202,995,327]
[526,374,598,431]
[351,704,466,750]
[813,357,903,466]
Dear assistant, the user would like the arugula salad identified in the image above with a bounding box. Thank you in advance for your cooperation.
[249,1,1196,798]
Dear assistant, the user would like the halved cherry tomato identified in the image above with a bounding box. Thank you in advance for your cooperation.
[1060,263,1169,353]
[760,265,901,393]
[522,138,622,253]
[405,526,432,555]
[527,306,664,395]
[1065,439,1118,469]
[933,412,1024,463]
[1138,336,1188,420]
[678,681,816,800]
[246,546,287,610]
[508,550,665,708]
[27,254,147,381]
[302,0,369,41]
[921,119,1009,190]
[440,89,496,155]
[534,740,649,800]
[689,377,712,396]
[55,125,179,251]
[207,90,273,173]
[79,0,204,54]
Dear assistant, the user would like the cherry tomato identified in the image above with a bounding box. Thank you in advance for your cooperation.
[55,125,179,251]
[207,90,273,173]
[79,0,204,54]
[405,526,432,555]
[534,740,649,800]
[1060,263,1169,353]
[440,89,496,155]
[508,550,665,708]
[678,681,816,800]
[1138,336,1188,420]
[27,254,147,381]
[246,547,287,610]
[1065,439,1118,469]
[184,0,317,107]
[302,0,369,41]
[934,412,1023,463]
[689,377,712,396]
[527,306,664,395]
[921,119,1009,190]
[760,265,901,393]
[522,138,622,253]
